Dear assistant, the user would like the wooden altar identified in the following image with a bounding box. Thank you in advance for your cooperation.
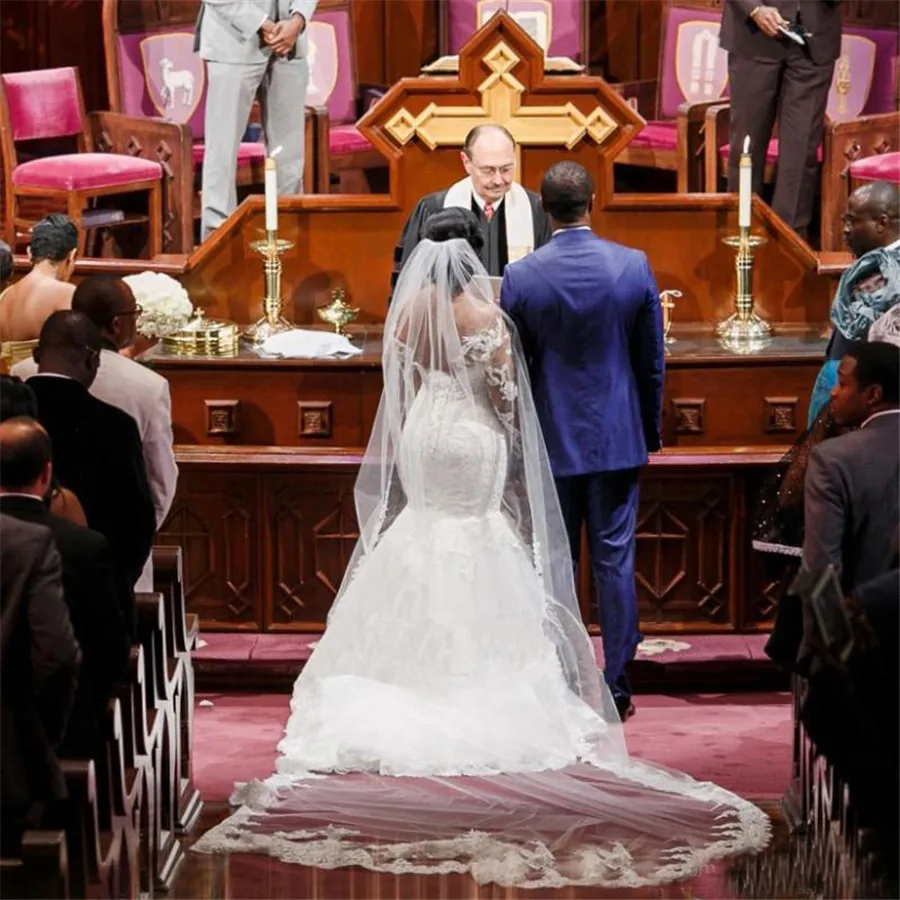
[127,15,834,637]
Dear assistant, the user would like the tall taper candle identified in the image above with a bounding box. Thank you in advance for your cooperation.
[738,135,752,229]
[264,146,283,234]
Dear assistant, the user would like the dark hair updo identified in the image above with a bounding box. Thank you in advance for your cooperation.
[422,208,485,254]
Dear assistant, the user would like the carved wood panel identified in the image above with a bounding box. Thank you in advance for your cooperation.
[634,474,734,628]
[157,473,262,629]
[266,472,360,629]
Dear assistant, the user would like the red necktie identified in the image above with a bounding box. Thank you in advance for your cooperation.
[483,203,494,223]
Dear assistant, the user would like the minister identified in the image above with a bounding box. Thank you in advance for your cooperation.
[390,124,552,296]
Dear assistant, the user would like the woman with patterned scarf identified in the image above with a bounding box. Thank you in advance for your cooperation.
[808,181,900,425]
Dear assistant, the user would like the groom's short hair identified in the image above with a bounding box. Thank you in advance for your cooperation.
[541,162,593,224]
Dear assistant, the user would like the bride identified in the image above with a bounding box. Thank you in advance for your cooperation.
[194,210,771,887]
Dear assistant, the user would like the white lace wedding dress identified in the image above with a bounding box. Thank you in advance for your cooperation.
[193,241,771,888]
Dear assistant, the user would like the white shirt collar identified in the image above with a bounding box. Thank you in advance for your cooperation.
[886,238,900,252]
[28,372,73,380]
[860,408,900,429]
[472,191,503,211]
[552,225,591,236]
[0,491,43,501]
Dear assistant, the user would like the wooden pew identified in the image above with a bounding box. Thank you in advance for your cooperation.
[1,545,200,900]
[0,831,69,899]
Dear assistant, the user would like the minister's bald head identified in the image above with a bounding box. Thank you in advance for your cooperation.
[843,180,900,258]
[461,124,516,205]
[33,310,102,388]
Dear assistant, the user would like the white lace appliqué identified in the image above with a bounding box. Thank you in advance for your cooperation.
[461,318,517,434]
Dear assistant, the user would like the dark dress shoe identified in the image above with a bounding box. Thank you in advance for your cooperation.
[615,698,636,722]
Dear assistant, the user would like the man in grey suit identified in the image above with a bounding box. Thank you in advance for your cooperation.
[195,0,317,239]
[802,341,900,592]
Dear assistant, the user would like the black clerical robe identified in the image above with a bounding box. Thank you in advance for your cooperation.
[390,187,551,297]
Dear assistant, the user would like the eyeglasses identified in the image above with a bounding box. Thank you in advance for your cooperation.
[107,304,143,321]
[474,165,514,178]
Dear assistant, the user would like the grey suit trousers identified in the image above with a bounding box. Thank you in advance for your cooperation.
[201,55,308,239]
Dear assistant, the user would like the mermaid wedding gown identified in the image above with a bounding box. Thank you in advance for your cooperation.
[193,242,771,888]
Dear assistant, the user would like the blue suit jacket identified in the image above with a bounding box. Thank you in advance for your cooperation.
[500,228,664,477]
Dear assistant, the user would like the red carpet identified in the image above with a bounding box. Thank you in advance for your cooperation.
[192,691,791,803]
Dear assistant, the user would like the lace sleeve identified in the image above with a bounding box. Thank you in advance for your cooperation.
[461,317,518,435]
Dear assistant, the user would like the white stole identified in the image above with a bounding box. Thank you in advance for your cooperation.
[442,177,535,263]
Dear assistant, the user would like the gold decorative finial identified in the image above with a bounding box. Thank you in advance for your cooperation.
[835,54,851,115]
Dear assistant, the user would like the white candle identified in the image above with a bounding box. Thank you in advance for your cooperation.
[738,135,752,229]
[265,157,278,233]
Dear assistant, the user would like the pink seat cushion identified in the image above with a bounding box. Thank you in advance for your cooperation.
[192,141,267,167]
[12,153,163,191]
[627,121,677,152]
[719,139,823,165]
[329,124,373,155]
[849,151,900,184]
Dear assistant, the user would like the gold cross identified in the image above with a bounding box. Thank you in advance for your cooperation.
[384,40,618,166]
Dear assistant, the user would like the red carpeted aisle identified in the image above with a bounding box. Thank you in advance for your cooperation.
[192,691,792,803]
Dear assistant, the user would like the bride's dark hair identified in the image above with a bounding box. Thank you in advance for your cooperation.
[421,209,484,297]
[423,208,485,254]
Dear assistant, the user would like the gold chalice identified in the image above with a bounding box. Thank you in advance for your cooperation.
[317,288,359,336]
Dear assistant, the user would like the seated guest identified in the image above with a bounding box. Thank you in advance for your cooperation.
[15,277,178,591]
[801,341,900,594]
[0,374,87,526]
[0,514,80,855]
[0,215,78,344]
[0,240,12,290]
[26,311,156,601]
[391,125,551,296]
[808,182,900,424]
[0,418,130,757]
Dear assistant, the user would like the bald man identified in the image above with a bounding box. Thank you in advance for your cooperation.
[0,417,130,757]
[808,181,900,423]
[25,311,155,595]
[391,124,552,297]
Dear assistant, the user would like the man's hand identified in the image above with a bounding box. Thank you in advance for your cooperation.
[750,5,789,38]
[265,14,306,57]
[259,17,277,39]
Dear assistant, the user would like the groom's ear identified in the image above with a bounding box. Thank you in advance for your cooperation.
[587,194,595,215]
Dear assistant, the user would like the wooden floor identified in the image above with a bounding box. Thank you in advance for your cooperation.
[166,801,826,900]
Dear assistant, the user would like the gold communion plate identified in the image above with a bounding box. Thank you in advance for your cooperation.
[161,310,240,357]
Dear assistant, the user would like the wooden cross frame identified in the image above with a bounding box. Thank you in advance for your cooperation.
[384,40,618,167]
[359,12,643,184]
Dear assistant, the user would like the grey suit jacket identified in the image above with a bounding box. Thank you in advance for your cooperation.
[802,411,900,592]
[195,0,317,64]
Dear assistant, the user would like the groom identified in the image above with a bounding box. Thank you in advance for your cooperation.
[500,162,665,720]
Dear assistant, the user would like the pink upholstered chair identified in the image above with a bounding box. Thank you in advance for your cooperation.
[0,67,163,258]
[850,150,900,188]
[703,25,899,247]
[614,3,727,192]
[309,0,388,193]
[441,0,589,63]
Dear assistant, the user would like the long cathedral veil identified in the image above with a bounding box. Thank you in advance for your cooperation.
[346,235,624,742]
[192,238,771,888]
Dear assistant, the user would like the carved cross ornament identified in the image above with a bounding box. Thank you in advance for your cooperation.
[358,13,641,176]
[385,41,618,162]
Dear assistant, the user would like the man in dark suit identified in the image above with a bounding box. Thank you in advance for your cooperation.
[801,341,899,591]
[0,417,130,759]
[719,0,842,238]
[25,310,156,595]
[1,514,81,855]
[500,161,665,720]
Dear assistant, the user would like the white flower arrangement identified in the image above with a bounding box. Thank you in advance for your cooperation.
[123,271,193,338]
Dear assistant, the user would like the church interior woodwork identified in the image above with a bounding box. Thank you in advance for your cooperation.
[2,0,894,640]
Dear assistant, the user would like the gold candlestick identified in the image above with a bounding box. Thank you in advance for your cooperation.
[660,289,681,347]
[245,231,295,344]
[716,227,771,347]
